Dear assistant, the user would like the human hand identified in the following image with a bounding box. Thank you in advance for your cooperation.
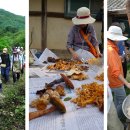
[126,83,130,89]
[120,55,126,62]
[72,52,79,60]
[97,52,102,57]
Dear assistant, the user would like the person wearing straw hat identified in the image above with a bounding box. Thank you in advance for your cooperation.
[11,48,22,83]
[0,48,10,83]
[107,26,130,122]
[67,7,102,60]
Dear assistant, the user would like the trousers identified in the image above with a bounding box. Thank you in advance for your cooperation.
[1,66,10,82]
[111,86,126,120]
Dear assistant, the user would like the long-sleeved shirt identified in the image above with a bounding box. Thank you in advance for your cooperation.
[107,40,124,88]
[11,54,22,69]
[19,51,25,65]
[66,24,99,51]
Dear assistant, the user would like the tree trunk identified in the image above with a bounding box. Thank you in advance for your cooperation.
[126,0,130,26]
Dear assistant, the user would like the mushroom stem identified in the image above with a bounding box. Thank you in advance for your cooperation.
[29,106,56,120]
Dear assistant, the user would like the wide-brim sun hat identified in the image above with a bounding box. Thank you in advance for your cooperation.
[107,26,128,41]
[3,48,7,53]
[72,7,95,25]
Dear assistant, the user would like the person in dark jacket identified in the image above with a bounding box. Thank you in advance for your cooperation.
[0,48,10,83]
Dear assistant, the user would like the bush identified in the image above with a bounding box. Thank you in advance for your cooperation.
[0,78,25,130]
[0,30,25,53]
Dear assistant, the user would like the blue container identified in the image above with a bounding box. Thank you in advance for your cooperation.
[35,52,42,58]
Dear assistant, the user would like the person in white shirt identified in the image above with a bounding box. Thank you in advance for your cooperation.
[11,49,22,83]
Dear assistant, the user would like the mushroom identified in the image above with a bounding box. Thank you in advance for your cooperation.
[29,92,66,120]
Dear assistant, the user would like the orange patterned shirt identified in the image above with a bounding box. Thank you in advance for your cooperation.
[107,40,124,88]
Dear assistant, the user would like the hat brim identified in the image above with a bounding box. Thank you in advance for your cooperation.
[3,50,7,53]
[72,16,95,25]
[107,32,128,41]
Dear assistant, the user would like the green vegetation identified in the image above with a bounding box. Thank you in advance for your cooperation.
[0,9,25,52]
[0,75,25,130]
[0,9,25,129]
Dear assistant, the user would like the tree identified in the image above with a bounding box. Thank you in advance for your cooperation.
[5,26,18,33]
[126,0,130,25]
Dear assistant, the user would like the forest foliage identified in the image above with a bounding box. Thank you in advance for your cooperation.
[0,9,25,52]
[0,9,25,129]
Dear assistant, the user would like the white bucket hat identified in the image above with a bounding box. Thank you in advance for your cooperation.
[72,7,95,25]
[3,48,7,53]
[107,26,128,41]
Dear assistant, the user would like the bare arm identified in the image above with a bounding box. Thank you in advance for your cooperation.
[68,48,75,54]
[118,74,130,88]
[95,45,102,57]
[68,48,79,60]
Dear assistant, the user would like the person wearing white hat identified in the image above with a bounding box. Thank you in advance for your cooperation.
[2,48,7,53]
[0,48,10,83]
[107,26,130,122]
[11,49,22,83]
[111,22,128,83]
[67,7,102,60]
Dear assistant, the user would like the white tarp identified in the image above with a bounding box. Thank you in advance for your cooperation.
[76,49,95,61]
[30,48,58,66]
[39,48,58,62]
[29,68,104,130]
[29,48,104,130]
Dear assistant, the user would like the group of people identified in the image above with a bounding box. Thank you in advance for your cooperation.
[0,46,25,92]
[0,6,129,128]
[66,6,130,130]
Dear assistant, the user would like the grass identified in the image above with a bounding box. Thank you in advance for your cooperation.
[0,72,25,130]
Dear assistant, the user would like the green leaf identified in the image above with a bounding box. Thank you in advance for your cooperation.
[64,97,72,101]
